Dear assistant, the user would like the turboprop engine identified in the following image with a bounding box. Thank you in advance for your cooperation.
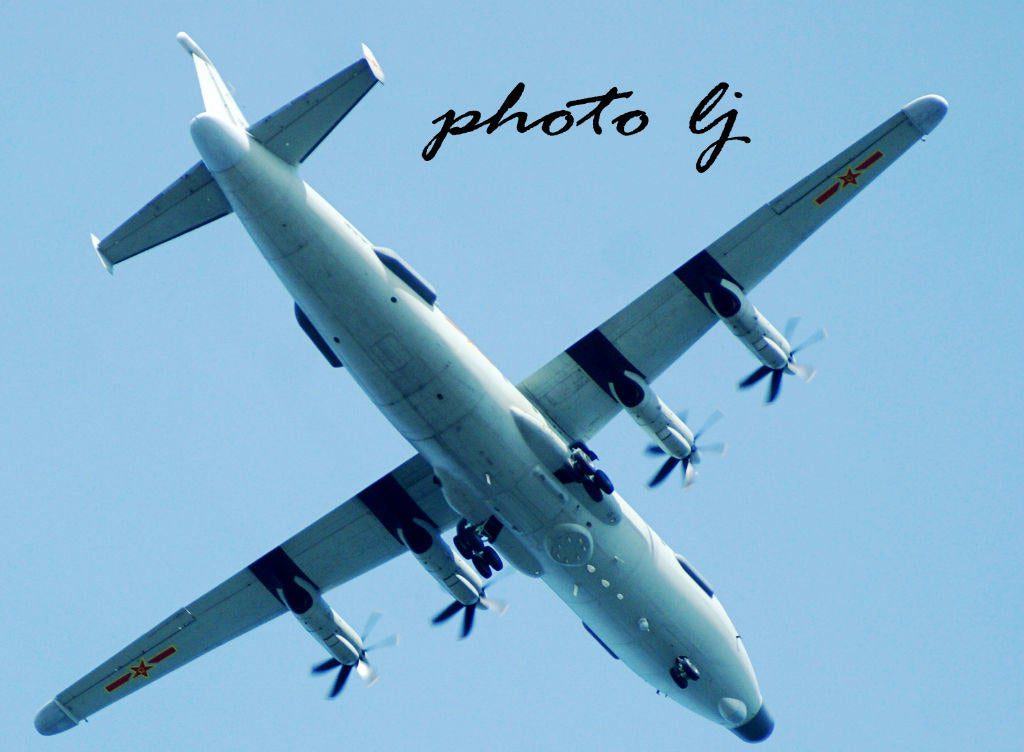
[704,279,825,403]
[399,519,507,638]
[277,576,396,698]
[608,371,724,487]
[399,519,490,602]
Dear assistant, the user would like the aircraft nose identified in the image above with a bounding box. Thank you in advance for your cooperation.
[190,112,250,172]
[729,702,774,743]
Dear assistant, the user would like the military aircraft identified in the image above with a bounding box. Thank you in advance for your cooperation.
[34,33,946,743]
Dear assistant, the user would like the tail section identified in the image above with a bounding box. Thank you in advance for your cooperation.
[247,42,384,165]
[92,161,231,272]
[92,33,383,273]
[176,32,249,128]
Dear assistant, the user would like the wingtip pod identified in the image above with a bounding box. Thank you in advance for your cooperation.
[34,700,77,736]
[176,31,210,63]
[902,94,948,135]
[361,43,385,83]
[91,233,113,275]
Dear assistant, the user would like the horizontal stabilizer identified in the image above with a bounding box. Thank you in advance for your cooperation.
[248,44,384,164]
[93,162,231,271]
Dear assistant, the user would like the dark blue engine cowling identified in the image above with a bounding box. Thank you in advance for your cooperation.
[294,304,343,368]
[374,247,437,306]
[708,282,742,318]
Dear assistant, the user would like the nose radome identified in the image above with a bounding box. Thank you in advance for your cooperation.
[718,697,748,725]
[190,112,250,172]
[730,702,774,743]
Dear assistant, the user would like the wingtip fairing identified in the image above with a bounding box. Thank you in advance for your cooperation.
[902,94,948,135]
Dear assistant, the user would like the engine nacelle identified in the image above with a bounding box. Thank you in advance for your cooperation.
[399,520,484,606]
[705,279,791,370]
[609,371,695,459]
[279,576,362,666]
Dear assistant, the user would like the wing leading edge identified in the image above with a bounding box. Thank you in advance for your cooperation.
[519,95,947,442]
[35,455,456,735]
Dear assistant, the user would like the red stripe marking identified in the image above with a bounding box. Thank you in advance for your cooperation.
[815,183,840,205]
[105,673,131,692]
[856,150,883,171]
[149,646,177,664]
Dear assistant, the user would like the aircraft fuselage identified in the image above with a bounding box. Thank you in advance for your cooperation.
[190,112,772,741]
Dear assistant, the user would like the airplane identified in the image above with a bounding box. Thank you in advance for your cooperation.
[33,33,947,743]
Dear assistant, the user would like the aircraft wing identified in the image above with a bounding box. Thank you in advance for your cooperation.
[36,455,455,735]
[518,96,947,442]
[248,44,384,165]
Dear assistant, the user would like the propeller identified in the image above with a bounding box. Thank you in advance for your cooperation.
[739,319,827,403]
[310,612,398,699]
[647,411,726,489]
[431,591,508,639]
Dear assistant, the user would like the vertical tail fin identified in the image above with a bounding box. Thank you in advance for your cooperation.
[176,32,248,128]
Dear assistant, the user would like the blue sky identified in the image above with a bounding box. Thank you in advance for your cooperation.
[4,2,1021,750]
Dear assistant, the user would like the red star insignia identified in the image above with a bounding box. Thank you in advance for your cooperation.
[130,659,152,678]
[838,168,860,187]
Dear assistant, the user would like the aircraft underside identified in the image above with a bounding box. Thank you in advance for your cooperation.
[36,32,945,745]
[197,108,769,734]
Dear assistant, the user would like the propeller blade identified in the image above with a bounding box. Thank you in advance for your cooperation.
[698,442,727,455]
[682,459,697,487]
[461,604,477,639]
[479,596,509,615]
[783,317,800,341]
[646,444,667,456]
[356,659,379,687]
[790,362,816,383]
[432,600,464,625]
[649,457,680,487]
[694,409,723,440]
[767,370,784,403]
[792,327,828,355]
[329,663,354,698]
[313,657,341,674]
[360,611,382,642]
[739,365,772,389]
[364,633,399,652]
